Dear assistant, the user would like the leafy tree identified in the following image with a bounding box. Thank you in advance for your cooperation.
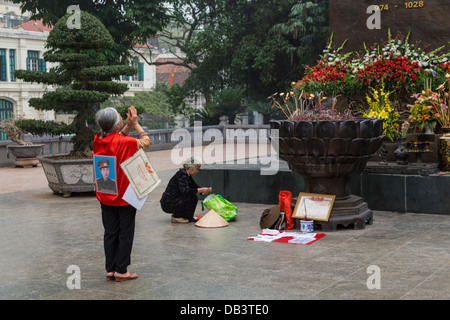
[221,0,302,98]
[101,82,177,129]
[164,0,328,109]
[11,0,170,63]
[271,0,329,68]
[165,83,194,118]
[15,11,136,157]
[14,0,331,124]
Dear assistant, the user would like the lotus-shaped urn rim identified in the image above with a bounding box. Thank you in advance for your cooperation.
[270,118,385,178]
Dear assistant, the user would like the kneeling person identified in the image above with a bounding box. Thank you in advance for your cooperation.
[160,157,211,223]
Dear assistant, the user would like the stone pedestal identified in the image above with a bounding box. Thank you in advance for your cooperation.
[8,144,44,168]
[292,195,373,231]
[316,196,372,231]
[14,157,40,167]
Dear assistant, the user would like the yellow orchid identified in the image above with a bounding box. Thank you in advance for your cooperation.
[363,83,400,141]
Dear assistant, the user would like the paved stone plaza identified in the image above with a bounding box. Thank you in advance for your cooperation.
[1,147,450,300]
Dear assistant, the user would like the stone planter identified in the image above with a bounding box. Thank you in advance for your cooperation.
[37,154,94,197]
[270,118,385,231]
[8,144,44,167]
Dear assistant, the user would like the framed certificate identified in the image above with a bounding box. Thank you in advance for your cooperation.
[120,149,161,199]
[292,193,335,222]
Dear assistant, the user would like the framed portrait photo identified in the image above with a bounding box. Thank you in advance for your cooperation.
[292,193,335,222]
[94,155,118,195]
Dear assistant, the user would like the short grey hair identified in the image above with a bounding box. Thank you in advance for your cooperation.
[183,156,202,170]
[95,107,121,137]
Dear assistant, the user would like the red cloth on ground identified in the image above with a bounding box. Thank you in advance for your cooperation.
[247,232,326,245]
[271,233,326,245]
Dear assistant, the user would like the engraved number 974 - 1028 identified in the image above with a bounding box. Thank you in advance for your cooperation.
[374,2,425,11]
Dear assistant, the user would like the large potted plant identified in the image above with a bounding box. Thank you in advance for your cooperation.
[362,84,407,164]
[14,11,136,197]
[0,114,44,167]
[409,90,440,134]
[269,84,385,231]
[363,84,400,142]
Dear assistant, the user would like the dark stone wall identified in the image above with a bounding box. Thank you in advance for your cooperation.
[329,0,450,54]
[196,163,450,214]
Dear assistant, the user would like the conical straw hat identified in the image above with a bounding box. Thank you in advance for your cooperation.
[195,210,229,228]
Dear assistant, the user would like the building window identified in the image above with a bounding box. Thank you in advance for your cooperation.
[0,49,6,81]
[0,99,14,141]
[131,57,144,81]
[27,50,39,71]
[138,62,144,81]
[27,50,46,72]
[9,49,15,82]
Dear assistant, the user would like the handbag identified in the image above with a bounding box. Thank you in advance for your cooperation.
[201,194,237,222]
[271,212,286,230]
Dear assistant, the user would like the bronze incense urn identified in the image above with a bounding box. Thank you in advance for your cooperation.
[270,118,385,231]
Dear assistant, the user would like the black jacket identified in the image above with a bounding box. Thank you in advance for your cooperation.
[160,168,200,213]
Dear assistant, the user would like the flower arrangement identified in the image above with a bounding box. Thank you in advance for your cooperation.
[363,84,400,141]
[435,73,450,129]
[297,30,450,98]
[434,61,450,80]
[299,59,350,95]
[298,35,364,96]
[356,55,420,93]
[354,30,450,93]
[409,90,440,133]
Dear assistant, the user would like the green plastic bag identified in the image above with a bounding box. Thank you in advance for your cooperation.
[201,194,237,222]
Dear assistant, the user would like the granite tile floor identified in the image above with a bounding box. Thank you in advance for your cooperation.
[1,147,450,301]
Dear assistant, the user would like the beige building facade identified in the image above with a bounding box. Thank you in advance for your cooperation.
[0,26,55,126]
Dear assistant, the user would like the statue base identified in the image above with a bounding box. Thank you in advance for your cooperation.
[293,195,373,232]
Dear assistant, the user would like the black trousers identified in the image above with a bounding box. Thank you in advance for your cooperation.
[172,196,198,220]
[101,203,136,274]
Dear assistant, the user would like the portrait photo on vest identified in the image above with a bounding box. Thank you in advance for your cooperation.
[94,155,118,195]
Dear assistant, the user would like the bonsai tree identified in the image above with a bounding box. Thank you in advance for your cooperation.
[15,11,136,158]
[0,114,32,145]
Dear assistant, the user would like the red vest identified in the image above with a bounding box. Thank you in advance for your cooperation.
[93,132,138,206]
